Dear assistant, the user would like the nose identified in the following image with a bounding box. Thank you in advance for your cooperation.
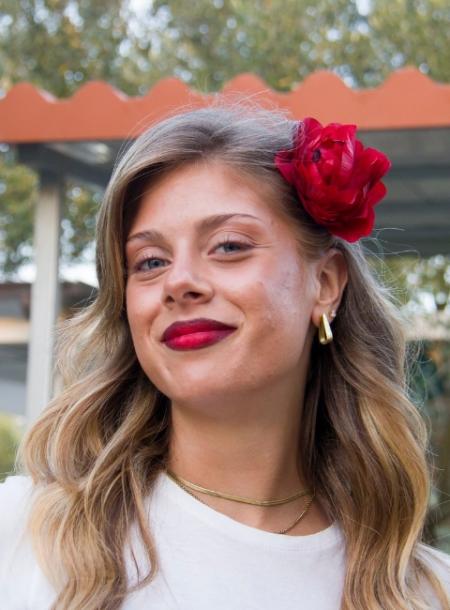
[162,250,214,307]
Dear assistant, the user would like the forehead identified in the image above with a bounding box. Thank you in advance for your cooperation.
[128,161,282,232]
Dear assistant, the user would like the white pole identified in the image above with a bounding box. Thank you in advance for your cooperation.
[25,171,61,428]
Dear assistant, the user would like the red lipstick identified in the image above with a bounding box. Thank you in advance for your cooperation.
[161,318,237,351]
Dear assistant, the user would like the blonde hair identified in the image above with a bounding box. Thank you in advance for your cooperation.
[17,101,449,609]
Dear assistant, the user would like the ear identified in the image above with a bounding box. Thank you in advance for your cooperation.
[311,248,348,328]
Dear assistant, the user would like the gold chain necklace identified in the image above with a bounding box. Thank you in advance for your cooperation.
[165,469,315,535]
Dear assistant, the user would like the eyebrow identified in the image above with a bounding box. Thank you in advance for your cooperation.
[126,213,264,245]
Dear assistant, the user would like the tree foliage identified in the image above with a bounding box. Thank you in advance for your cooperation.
[0,157,37,274]
[146,0,450,90]
[0,413,21,482]
[0,0,156,96]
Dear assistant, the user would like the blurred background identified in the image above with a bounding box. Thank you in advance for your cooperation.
[0,0,449,551]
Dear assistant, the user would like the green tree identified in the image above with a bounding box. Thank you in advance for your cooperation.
[146,0,365,91]
[147,0,450,90]
[0,0,156,96]
[364,0,450,86]
[0,157,37,274]
[0,414,22,481]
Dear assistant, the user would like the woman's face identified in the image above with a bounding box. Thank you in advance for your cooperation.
[125,161,319,408]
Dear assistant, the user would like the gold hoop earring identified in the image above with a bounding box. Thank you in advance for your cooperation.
[318,313,333,345]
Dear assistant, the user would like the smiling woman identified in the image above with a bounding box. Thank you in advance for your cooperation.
[1,102,449,610]
[124,162,329,415]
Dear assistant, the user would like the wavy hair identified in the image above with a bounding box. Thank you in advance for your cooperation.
[17,101,449,609]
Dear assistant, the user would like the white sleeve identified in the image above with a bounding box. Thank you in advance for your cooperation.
[417,543,450,608]
[0,475,37,607]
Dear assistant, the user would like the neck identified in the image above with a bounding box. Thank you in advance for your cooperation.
[167,379,306,501]
[165,378,331,534]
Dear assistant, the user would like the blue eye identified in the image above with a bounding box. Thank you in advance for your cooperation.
[215,239,250,253]
[131,239,250,275]
[136,257,167,272]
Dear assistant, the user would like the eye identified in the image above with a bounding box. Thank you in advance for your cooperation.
[133,256,168,273]
[214,239,252,254]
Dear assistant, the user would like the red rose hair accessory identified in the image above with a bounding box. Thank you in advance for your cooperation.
[274,118,392,242]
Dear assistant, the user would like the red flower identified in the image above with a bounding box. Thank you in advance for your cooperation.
[274,118,391,242]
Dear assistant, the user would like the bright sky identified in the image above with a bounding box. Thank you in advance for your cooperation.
[16,261,98,287]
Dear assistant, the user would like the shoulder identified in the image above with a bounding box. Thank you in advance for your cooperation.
[0,475,35,574]
[0,473,34,502]
[0,474,34,530]
[0,476,58,607]
[417,543,450,603]
[418,543,450,575]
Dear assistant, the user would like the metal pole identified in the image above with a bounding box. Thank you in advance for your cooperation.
[25,171,61,428]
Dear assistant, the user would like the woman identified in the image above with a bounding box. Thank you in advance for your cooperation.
[1,103,449,610]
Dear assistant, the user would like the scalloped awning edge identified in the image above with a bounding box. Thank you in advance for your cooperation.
[1,68,450,143]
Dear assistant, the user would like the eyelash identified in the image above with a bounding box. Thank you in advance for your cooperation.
[132,239,252,274]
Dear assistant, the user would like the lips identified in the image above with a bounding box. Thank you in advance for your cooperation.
[161,318,237,351]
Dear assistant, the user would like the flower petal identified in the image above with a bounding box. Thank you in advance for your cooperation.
[274,117,391,242]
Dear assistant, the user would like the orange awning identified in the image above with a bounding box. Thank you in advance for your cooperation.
[1,68,450,143]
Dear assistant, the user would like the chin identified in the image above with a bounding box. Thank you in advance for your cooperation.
[151,371,243,408]
[159,372,273,411]
[157,379,228,404]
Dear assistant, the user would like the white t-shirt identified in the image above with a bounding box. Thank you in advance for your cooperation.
[1,472,449,609]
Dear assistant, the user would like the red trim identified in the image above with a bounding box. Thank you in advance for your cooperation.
[1,68,449,143]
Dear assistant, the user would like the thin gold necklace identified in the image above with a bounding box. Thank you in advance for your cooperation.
[166,469,312,505]
[165,469,315,535]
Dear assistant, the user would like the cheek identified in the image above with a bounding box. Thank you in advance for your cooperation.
[125,284,157,346]
[125,285,164,386]
[242,260,313,350]
[263,258,311,318]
